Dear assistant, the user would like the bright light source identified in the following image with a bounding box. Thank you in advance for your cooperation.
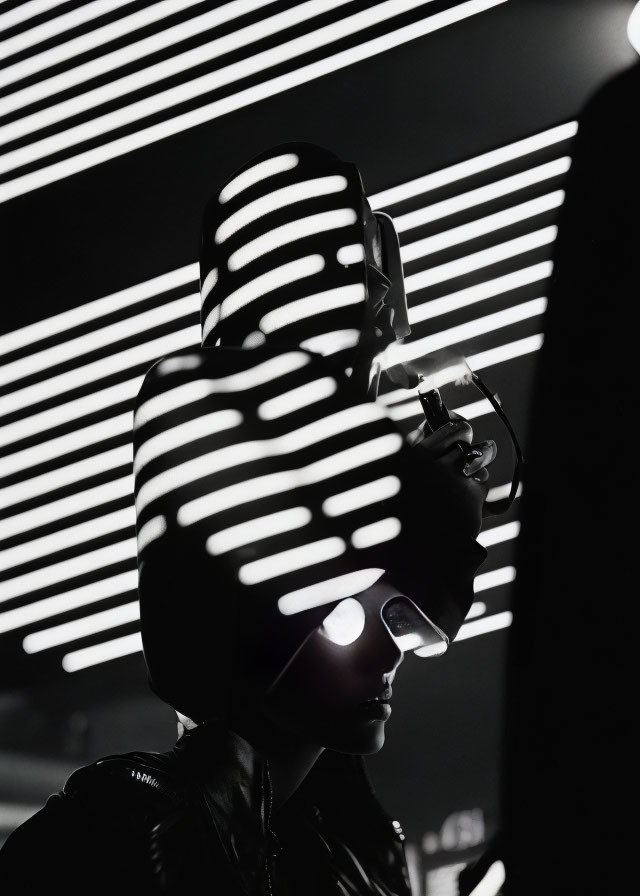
[320,597,366,645]
[628,2,640,54]
[468,334,543,370]
[468,860,506,896]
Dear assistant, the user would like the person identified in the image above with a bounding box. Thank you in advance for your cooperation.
[0,143,497,894]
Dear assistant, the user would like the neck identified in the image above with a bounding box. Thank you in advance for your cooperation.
[228,711,324,811]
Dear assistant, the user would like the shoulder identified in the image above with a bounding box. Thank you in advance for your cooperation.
[0,751,192,892]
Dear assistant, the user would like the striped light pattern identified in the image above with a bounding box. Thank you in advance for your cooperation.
[0,118,573,672]
[0,0,508,203]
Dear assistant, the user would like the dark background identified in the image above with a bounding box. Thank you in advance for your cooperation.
[1,1,637,892]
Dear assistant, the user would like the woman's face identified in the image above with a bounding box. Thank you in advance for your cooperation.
[258,581,436,755]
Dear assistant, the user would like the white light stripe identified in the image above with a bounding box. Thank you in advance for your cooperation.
[220,152,299,203]
[136,515,167,554]
[260,284,365,333]
[2,412,131,479]
[207,506,312,555]
[0,0,68,32]
[229,208,357,271]
[387,396,494,423]
[351,517,401,549]
[0,477,133,543]
[137,403,384,514]
[0,325,199,418]
[0,264,198,358]
[257,377,337,420]
[0,507,135,574]
[200,267,218,302]
[466,601,487,620]
[278,568,384,615]
[24,601,140,654]
[454,611,513,641]
[388,298,547,365]
[300,329,360,355]
[369,122,578,208]
[322,476,401,517]
[474,566,516,593]
[0,376,140,450]
[203,255,324,341]
[0,445,131,511]
[401,191,564,263]
[1,0,135,61]
[178,433,402,526]
[2,0,323,127]
[487,482,522,503]
[134,409,243,475]
[1,295,197,388]
[239,536,345,584]
[0,0,507,203]
[3,0,433,170]
[408,261,552,324]
[404,227,557,296]
[468,333,543,370]
[216,178,348,244]
[62,631,142,672]
[1,0,278,108]
[477,520,520,547]
[0,537,136,605]
[135,352,309,429]
[394,160,570,233]
[337,244,365,265]
[156,354,203,375]
[468,861,506,896]
[0,570,137,635]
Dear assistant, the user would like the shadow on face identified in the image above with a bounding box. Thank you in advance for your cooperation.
[258,581,445,755]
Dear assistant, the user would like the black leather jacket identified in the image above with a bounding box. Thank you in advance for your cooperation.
[0,722,411,895]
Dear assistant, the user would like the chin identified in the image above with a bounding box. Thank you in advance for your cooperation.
[324,720,387,755]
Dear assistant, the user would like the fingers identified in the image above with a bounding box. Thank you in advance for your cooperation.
[407,420,473,456]
[462,440,498,478]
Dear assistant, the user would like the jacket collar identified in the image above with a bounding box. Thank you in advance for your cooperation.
[170,720,273,894]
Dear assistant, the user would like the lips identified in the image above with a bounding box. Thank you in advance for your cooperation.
[362,688,392,705]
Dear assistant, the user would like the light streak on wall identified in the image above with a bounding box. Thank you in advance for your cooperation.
[0,119,570,673]
[0,0,508,203]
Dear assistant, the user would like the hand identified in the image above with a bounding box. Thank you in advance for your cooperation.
[406,417,497,540]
